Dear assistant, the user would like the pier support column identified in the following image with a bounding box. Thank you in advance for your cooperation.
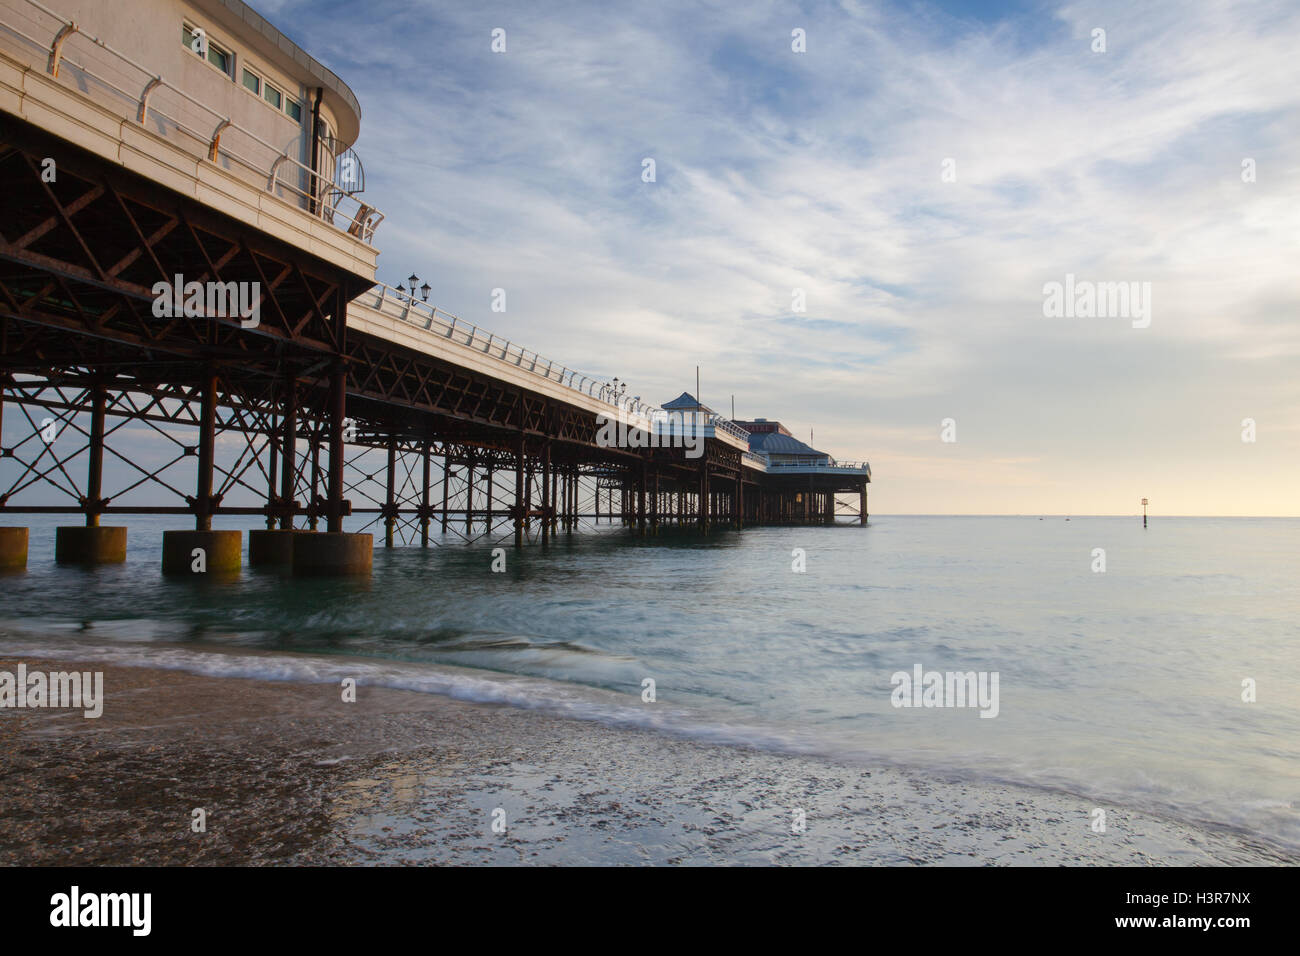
[249,528,309,566]
[0,527,28,570]
[279,372,298,530]
[513,433,525,547]
[292,363,369,574]
[308,423,321,531]
[57,376,126,564]
[194,364,218,532]
[266,409,279,531]
[163,529,241,575]
[651,468,659,533]
[541,444,550,543]
[420,441,431,546]
[384,433,397,547]
[163,366,240,575]
[860,485,868,525]
[636,462,646,535]
[735,471,743,530]
[466,460,475,535]
[292,531,372,576]
[699,461,710,533]
[441,454,451,533]
[326,364,346,534]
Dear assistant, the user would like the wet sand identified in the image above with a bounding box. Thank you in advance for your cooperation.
[0,658,1292,866]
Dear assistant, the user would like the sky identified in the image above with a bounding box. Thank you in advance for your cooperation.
[255,0,1298,514]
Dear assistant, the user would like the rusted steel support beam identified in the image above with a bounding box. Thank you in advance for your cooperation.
[326,364,346,533]
[541,441,550,542]
[194,365,218,531]
[514,432,525,547]
[265,406,279,531]
[384,432,397,547]
[466,460,475,533]
[735,469,743,530]
[441,454,450,533]
[83,375,107,527]
[307,432,318,528]
[279,372,297,529]
[698,460,709,532]
[420,441,431,546]
[651,468,659,532]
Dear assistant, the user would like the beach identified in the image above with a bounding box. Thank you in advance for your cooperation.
[1,656,1291,866]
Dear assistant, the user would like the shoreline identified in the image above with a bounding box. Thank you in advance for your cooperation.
[1,656,1293,866]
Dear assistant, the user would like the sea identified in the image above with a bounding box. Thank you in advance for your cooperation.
[1,514,1297,855]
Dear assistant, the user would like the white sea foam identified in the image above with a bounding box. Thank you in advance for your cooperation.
[3,634,1296,855]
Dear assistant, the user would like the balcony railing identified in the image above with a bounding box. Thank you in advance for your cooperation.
[2,0,384,243]
[763,459,871,474]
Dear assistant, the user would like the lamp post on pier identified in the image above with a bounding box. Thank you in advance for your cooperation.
[396,273,431,304]
[1142,497,1148,529]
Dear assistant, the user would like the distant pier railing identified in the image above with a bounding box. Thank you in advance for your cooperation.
[359,282,759,449]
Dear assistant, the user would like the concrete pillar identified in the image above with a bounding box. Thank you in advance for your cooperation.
[292,531,372,576]
[55,525,126,564]
[0,527,29,570]
[163,529,241,575]
[249,528,310,566]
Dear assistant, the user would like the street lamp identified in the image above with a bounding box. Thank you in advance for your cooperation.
[399,274,430,303]
[1141,497,1148,529]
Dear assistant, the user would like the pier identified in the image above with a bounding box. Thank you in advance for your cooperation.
[0,0,869,575]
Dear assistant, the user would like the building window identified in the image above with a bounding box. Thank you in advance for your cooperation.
[264,82,282,110]
[181,23,233,77]
[241,68,260,95]
[285,99,303,123]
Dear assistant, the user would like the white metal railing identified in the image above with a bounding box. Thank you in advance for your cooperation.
[4,0,383,243]
[764,459,871,473]
[356,282,756,444]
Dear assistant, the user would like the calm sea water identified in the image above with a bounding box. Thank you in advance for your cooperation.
[2,515,1297,851]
